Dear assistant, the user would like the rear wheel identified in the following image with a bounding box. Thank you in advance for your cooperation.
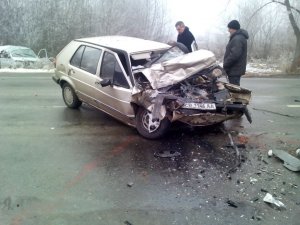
[136,107,171,139]
[62,83,82,109]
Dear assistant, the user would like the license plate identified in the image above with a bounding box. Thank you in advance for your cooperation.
[182,102,216,110]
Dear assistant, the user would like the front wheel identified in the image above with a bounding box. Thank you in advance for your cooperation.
[62,83,82,109]
[136,107,171,139]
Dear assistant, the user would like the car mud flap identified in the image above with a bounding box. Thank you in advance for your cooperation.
[244,106,252,123]
[225,104,252,124]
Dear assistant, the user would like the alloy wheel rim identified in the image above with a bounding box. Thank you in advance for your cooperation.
[142,111,161,133]
[64,87,74,105]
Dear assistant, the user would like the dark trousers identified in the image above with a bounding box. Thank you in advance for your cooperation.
[228,76,241,86]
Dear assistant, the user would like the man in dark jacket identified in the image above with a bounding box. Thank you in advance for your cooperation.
[175,21,197,53]
[223,20,249,86]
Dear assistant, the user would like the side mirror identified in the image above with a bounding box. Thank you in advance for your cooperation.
[100,79,112,87]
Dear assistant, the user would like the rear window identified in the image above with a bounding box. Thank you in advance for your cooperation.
[70,45,102,75]
[70,46,85,67]
[11,49,37,58]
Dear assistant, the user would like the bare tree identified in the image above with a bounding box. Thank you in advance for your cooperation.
[0,0,170,56]
[246,0,300,72]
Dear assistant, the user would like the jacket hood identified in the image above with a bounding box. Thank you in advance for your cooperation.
[183,26,190,33]
[234,29,249,40]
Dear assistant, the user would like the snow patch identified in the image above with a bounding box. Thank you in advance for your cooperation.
[246,63,282,74]
[0,68,54,73]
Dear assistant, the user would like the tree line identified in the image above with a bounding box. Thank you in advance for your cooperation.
[0,0,299,72]
[0,0,170,57]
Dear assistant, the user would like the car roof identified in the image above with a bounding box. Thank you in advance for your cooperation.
[0,45,33,52]
[75,36,170,54]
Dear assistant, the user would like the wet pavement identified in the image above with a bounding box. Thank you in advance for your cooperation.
[0,72,299,225]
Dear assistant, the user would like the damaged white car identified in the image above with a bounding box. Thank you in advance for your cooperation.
[53,36,251,139]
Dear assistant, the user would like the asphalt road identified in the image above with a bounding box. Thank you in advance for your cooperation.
[0,72,299,225]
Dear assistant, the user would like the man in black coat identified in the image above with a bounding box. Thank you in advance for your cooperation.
[223,20,249,86]
[175,21,197,53]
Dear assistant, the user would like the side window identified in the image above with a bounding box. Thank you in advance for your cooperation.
[70,45,102,75]
[70,45,85,67]
[80,46,102,75]
[114,63,130,88]
[100,52,115,80]
[100,52,130,89]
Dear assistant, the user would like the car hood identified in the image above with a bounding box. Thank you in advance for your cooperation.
[138,49,217,90]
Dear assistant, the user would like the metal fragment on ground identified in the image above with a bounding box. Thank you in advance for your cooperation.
[263,193,286,209]
[127,182,134,187]
[272,149,300,171]
[154,150,181,158]
[226,199,238,208]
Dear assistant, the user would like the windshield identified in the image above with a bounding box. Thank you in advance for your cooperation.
[149,46,185,65]
[11,49,37,58]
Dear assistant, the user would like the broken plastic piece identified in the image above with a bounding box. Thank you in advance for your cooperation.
[226,199,238,208]
[250,177,258,184]
[272,149,300,172]
[127,182,134,188]
[268,150,273,157]
[250,197,259,202]
[263,193,286,209]
[154,150,181,158]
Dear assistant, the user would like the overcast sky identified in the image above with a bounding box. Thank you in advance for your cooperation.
[168,0,232,37]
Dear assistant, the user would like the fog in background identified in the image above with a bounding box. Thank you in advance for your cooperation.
[0,0,299,72]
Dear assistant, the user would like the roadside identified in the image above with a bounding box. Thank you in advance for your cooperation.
[0,68,54,74]
[245,62,300,78]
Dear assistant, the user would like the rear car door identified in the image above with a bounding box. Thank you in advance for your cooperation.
[68,45,102,105]
[94,50,135,125]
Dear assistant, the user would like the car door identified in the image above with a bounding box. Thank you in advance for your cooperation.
[94,50,135,125]
[68,45,102,105]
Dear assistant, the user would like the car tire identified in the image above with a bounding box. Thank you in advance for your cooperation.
[62,83,82,109]
[136,107,171,139]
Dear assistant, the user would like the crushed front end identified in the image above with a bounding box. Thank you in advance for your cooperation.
[131,48,252,127]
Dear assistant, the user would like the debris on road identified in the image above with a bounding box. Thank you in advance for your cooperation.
[237,133,249,144]
[268,149,273,157]
[226,199,238,208]
[127,182,134,188]
[250,196,259,202]
[258,169,282,176]
[124,221,133,225]
[154,150,181,158]
[261,188,268,193]
[272,149,300,171]
[222,129,242,174]
[263,193,286,210]
[252,215,263,221]
[250,177,258,184]
[289,183,298,189]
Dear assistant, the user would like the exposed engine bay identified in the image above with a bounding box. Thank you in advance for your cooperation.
[131,48,252,127]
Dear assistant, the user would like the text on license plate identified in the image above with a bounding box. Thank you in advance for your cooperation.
[182,103,216,110]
